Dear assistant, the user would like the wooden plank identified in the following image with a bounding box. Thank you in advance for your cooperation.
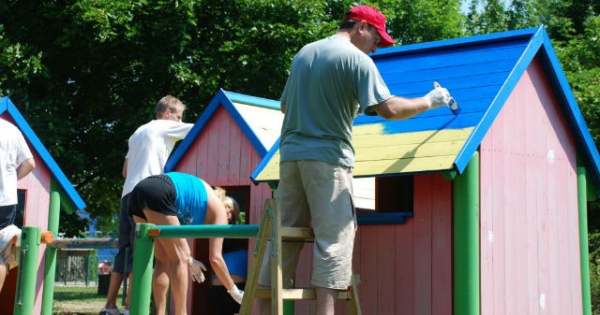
[431,174,452,315]
[280,227,314,240]
[353,125,471,142]
[376,226,396,314]
[395,214,414,315]
[375,41,529,74]
[227,112,243,184]
[479,114,495,315]
[353,155,455,176]
[217,107,231,183]
[254,288,352,300]
[359,226,378,314]
[355,140,464,161]
[413,175,433,315]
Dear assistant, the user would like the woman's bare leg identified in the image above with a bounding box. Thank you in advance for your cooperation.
[144,210,191,315]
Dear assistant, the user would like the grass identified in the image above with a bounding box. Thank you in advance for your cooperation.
[52,285,119,315]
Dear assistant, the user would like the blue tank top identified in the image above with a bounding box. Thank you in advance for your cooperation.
[166,172,208,225]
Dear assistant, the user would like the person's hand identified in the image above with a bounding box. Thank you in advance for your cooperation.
[228,285,244,304]
[188,257,207,283]
[422,82,452,109]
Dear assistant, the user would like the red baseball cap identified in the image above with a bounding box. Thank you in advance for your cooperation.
[345,5,395,47]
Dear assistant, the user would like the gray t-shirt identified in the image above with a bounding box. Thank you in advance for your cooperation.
[279,34,393,167]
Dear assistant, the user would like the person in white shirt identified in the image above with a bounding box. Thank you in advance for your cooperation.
[0,118,35,292]
[100,95,194,315]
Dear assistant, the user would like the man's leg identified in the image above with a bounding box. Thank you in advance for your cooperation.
[302,161,356,315]
[0,263,7,293]
[102,195,134,314]
[258,161,310,315]
[144,210,188,315]
[315,287,337,315]
[103,272,124,310]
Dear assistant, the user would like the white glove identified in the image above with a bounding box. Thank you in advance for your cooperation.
[188,257,207,283]
[422,83,452,109]
[228,285,244,304]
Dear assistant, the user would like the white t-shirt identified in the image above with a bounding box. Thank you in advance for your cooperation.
[0,119,33,206]
[121,119,193,197]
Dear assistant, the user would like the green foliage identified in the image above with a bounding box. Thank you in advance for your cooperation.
[1,10,600,308]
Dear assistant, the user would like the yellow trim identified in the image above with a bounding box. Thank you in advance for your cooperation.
[254,127,474,181]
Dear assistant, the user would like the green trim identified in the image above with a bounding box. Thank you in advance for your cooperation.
[41,181,61,315]
[13,227,42,315]
[453,151,480,315]
[577,167,592,315]
[442,170,458,181]
[130,223,155,315]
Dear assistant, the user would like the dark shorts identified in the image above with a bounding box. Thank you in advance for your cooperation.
[129,175,177,220]
[113,194,135,273]
[0,205,17,230]
[208,282,246,315]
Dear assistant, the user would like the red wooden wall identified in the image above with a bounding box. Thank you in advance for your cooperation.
[173,106,273,315]
[291,173,453,315]
[479,58,583,315]
[0,114,52,315]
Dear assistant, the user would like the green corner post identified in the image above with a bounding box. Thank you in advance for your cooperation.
[453,151,480,315]
[129,223,155,315]
[13,226,42,315]
[577,166,592,315]
[41,181,61,315]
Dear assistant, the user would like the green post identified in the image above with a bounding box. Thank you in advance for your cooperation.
[454,152,480,315]
[577,167,592,315]
[41,181,61,315]
[130,223,155,315]
[14,227,42,315]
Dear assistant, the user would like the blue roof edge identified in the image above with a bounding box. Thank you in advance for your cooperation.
[222,89,281,110]
[538,31,600,196]
[373,26,539,59]
[454,25,545,173]
[165,89,228,172]
[1,97,86,210]
[250,138,281,185]
[165,89,275,172]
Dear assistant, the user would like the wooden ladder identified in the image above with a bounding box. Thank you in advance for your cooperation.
[239,198,361,315]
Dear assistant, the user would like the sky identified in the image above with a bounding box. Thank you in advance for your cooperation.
[460,0,512,13]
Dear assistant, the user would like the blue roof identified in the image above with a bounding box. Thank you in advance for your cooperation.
[251,25,600,194]
[0,97,86,210]
[165,89,282,172]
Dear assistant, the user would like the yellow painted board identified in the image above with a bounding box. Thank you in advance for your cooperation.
[353,126,473,147]
[254,127,474,182]
[353,155,456,177]
[254,151,281,182]
[355,139,464,161]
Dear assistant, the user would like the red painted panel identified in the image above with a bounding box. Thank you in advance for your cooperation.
[413,175,433,315]
[395,209,415,315]
[431,174,452,315]
[480,58,582,315]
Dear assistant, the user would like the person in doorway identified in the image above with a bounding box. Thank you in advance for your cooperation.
[209,195,248,315]
[100,95,194,315]
[0,118,35,293]
[129,172,244,315]
[258,5,453,315]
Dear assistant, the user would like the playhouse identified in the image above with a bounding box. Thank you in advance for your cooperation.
[163,89,285,313]
[251,25,600,315]
[0,97,86,315]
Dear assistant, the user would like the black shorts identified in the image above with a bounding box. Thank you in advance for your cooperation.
[208,282,246,315]
[0,205,17,230]
[129,175,177,220]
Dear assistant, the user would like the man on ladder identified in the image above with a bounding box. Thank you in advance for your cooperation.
[255,4,453,315]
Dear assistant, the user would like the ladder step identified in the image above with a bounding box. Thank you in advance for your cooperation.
[280,227,314,241]
[254,288,354,300]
